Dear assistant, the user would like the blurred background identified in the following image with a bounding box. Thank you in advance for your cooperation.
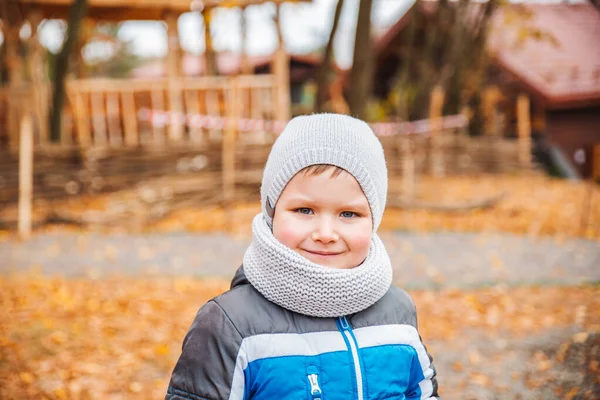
[1,0,599,398]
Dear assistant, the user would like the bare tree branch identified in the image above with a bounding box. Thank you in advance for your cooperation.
[315,0,345,112]
[348,0,374,120]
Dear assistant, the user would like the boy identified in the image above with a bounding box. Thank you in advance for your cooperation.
[166,114,439,399]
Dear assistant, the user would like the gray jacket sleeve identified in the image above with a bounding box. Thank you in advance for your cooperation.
[408,304,439,399]
[407,332,439,399]
[166,300,243,400]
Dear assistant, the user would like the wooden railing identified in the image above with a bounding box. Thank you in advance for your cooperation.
[1,75,282,150]
[63,74,279,148]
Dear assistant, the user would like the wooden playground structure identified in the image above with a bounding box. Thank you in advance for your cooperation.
[0,0,301,148]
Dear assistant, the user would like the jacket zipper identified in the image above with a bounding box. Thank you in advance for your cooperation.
[307,373,322,400]
[338,316,364,400]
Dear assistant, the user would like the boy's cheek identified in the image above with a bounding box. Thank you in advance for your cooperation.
[348,229,372,252]
[273,218,305,248]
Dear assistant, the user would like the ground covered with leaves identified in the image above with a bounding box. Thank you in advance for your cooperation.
[1,275,598,399]
[117,174,600,239]
[1,174,599,240]
[1,174,598,399]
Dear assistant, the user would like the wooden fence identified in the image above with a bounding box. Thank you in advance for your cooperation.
[2,114,529,204]
[0,75,280,150]
[1,113,533,237]
[1,75,537,236]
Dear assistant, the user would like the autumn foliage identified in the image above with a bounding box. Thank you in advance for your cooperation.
[1,274,598,399]
[1,174,599,399]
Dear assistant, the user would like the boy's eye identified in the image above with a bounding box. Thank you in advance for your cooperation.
[340,211,358,218]
[295,208,314,215]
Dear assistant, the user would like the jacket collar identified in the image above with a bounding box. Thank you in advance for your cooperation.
[230,266,249,289]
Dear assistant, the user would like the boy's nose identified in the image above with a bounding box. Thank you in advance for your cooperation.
[311,218,339,243]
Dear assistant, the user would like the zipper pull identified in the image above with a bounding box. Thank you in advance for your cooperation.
[339,316,350,330]
[307,373,322,399]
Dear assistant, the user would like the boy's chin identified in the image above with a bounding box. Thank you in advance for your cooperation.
[300,252,357,270]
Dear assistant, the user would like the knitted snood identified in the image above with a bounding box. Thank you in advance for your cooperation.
[243,214,393,318]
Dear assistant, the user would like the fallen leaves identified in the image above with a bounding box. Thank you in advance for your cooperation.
[0,274,597,399]
[0,274,229,399]
[552,332,600,399]
[381,175,600,240]
[573,331,590,344]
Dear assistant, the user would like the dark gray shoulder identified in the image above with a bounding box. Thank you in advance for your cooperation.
[350,285,417,328]
[212,281,338,337]
[387,285,418,313]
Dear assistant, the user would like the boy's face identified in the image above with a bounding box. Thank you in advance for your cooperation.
[272,168,372,270]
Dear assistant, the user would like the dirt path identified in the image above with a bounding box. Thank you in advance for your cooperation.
[3,231,598,288]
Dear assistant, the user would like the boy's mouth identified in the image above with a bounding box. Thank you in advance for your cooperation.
[302,249,343,257]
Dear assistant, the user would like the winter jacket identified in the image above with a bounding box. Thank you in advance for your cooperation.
[166,267,439,400]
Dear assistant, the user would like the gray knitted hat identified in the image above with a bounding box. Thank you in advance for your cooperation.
[261,113,388,231]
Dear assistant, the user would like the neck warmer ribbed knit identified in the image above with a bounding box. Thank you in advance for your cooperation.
[243,214,393,318]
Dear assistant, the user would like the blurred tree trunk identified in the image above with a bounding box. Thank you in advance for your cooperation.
[315,0,345,112]
[203,8,218,76]
[444,0,499,116]
[393,0,500,124]
[394,8,419,120]
[348,0,374,120]
[49,0,88,142]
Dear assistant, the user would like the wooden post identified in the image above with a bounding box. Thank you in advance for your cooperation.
[5,21,24,150]
[517,94,532,169]
[69,86,92,147]
[222,80,239,232]
[580,179,595,237]
[121,89,138,146]
[26,9,50,147]
[18,114,34,240]
[205,89,220,142]
[429,85,445,177]
[75,19,93,79]
[581,144,600,237]
[150,87,166,144]
[482,86,501,137]
[106,92,122,146]
[265,84,278,140]
[184,89,203,144]
[593,144,600,181]
[90,91,107,146]
[240,6,252,75]
[251,87,267,143]
[202,8,218,76]
[165,12,184,142]
[272,4,290,123]
[400,136,415,201]
[5,23,24,84]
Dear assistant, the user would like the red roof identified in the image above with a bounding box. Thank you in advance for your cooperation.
[488,3,600,109]
[372,1,600,109]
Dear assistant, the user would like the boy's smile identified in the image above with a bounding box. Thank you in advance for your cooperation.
[272,167,373,270]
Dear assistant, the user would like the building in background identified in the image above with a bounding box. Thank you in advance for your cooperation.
[369,1,600,178]
[488,2,600,178]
